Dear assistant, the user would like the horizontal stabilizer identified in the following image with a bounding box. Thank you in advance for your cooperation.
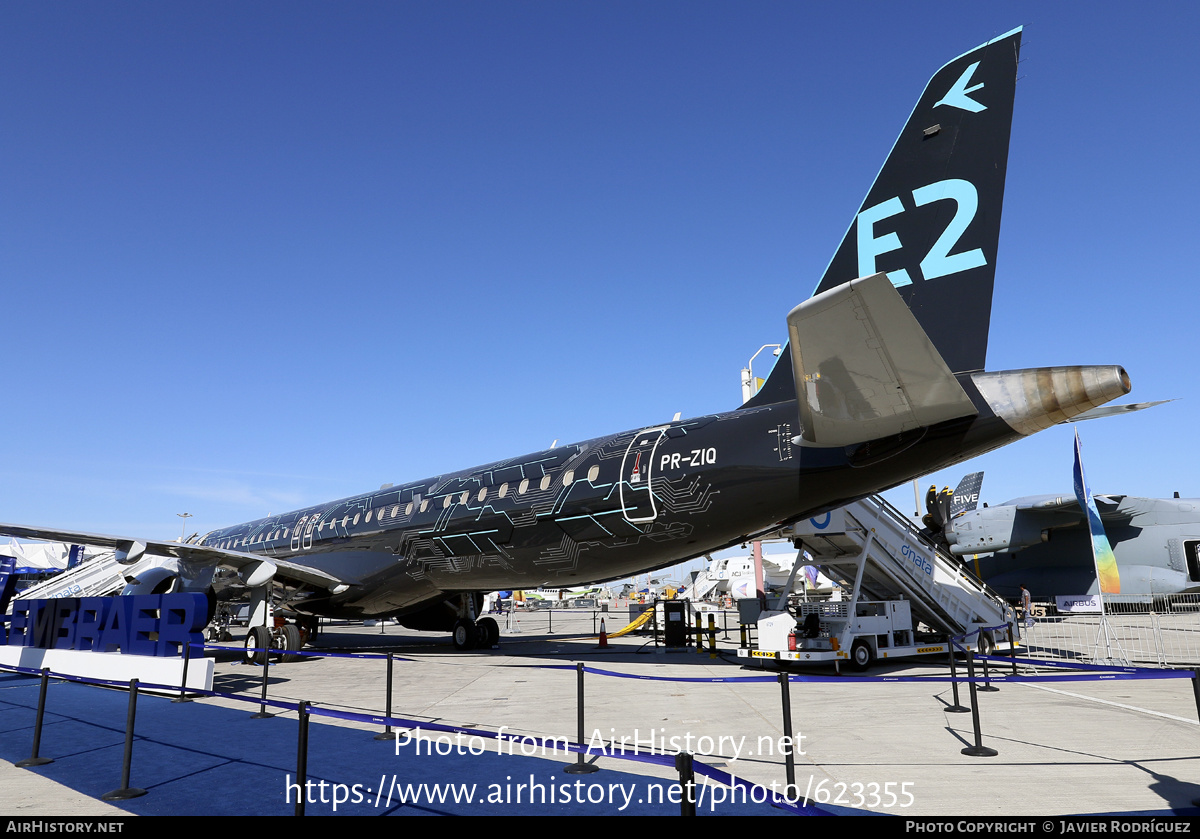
[1067,399,1173,423]
[787,272,976,446]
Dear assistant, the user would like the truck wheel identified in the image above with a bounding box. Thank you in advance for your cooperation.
[850,639,873,672]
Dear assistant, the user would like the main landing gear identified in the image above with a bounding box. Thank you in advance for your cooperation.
[452,616,500,651]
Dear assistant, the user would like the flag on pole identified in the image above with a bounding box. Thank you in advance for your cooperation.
[1073,430,1121,594]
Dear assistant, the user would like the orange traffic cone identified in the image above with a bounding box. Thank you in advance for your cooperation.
[597,617,608,649]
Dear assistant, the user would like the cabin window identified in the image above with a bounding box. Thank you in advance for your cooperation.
[392,504,401,518]
[353,513,360,526]
[518,479,529,495]
[540,475,551,491]
[443,496,452,509]
[420,499,429,512]
[460,491,469,504]
[477,488,487,502]
[405,502,413,515]
[563,470,574,486]
[588,465,599,482]
[498,483,508,498]
[365,510,372,522]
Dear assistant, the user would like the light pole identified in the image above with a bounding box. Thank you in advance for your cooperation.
[177,512,193,543]
[740,344,782,403]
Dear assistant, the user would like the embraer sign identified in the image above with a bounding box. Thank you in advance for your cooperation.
[6,594,206,657]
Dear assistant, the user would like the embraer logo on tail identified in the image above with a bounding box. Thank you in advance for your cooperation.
[935,61,987,113]
[856,178,987,287]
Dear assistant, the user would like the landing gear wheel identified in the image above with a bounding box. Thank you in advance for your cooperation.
[281,624,303,662]
[850,639,873,672]
[245,626,271,665]
[477,617,500,648]
[453,618,477,651]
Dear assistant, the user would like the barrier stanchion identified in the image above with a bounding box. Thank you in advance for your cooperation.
[944,635,969,713]
[16,668,54,768]
[1191,670,1200,724]
[253,641,274,719]
[102,679,148,800]
[778,672,797,794]
[960,653,998,757]
[979,632,999,692]
[708,614,717,659]
[1007,624,1018,677]
[173,642,194,703]
[564,662,599,775]
[296,700,310,816]
[694,613,703,653]
[548,608,553,634]
[375,653,394,740]
[675,752,696,816]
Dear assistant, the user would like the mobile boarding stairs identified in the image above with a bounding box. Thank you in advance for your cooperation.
[741,494,1013,670]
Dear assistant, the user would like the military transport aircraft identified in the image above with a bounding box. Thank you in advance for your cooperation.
[925,472,1200,601]
[1,27,1137,655]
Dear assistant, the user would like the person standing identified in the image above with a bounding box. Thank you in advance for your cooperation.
[1020,584,1034,628]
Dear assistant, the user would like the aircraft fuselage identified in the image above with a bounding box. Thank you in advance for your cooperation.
[199,387,1022,620]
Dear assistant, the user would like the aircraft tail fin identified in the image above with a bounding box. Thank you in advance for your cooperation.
[744,28,1022,410]
[950,472,985,518]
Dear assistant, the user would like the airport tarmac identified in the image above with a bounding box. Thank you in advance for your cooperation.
[3,607,1200,817]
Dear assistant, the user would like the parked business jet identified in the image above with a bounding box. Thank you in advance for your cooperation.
[1,28,1135,654]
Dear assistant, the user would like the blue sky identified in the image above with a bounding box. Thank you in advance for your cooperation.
[1,2,1196,558]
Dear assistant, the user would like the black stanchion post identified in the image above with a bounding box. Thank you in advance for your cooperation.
[173,641,194,703]
[253,642,274,719]
[375,652,395,740]
[102,680,148,800]
[17,668,54,767]
[564,662,599,775]
[960,653,998,757]
[675,752,696,816]
[778,672,797,794]
[708,614,717,658]
[945,635,968,713]
[694,612,702,653]
[548,608,553,634]
[1007,623,1018,676]
[296,700,310,816]
[1191,670,1200,724]
[979,634,999,692]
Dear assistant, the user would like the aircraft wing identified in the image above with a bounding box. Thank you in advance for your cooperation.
[787,272,977,446]
[1010,495,1126,516]
[0,522,356,592]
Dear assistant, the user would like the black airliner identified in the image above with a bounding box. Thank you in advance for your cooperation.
[1,27,1134,653]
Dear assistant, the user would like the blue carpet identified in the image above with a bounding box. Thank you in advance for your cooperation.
[1,672,822,816]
